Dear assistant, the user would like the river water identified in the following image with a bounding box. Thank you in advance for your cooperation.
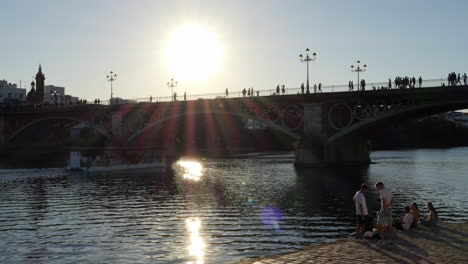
[0,148,467,263]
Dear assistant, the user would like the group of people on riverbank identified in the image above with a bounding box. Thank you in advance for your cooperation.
[353,182,439,245]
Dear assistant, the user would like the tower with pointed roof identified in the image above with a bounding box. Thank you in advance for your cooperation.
[35,65,45,103]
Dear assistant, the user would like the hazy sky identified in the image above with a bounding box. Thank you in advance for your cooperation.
[1,0,467,100]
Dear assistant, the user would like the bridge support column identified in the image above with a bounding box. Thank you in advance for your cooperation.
[294,103,370,167]
[0,116,5,148]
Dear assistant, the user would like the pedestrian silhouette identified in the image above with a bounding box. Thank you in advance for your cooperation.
[242,88,246,97]
[313,83,317,93]
[225,88,229,98]
[276,85,280,94]
[301,83,305,94]
[184,92,186,101]
[150,96,153,102]
[318,83,322,93]
[281,85,285,94]
[173,92,177,101]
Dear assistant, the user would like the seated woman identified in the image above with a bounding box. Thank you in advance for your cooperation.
[421,202,438,226]
[394,206,413,230]
[410,202,421,228]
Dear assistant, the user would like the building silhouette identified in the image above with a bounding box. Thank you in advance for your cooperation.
[35,65,45,102]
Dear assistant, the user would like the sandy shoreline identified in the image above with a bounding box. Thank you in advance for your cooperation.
[230,222,468,264]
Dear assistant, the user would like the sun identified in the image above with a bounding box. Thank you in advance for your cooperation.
[166,25,223,82]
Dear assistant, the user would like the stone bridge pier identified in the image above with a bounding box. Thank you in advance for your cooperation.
[294,103,370,167]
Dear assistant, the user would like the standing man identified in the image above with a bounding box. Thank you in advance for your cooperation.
[225,88,229,98]
[352,184,369,239]
[418,76,423,88]
[374,181,394,245]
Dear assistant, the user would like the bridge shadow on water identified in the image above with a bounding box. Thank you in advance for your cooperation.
[283,166,377,218]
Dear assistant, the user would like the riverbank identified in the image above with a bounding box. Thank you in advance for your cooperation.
[231,222,468,264]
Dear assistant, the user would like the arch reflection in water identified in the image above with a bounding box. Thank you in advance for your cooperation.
[177,160,203,181]
[185,217,205,264]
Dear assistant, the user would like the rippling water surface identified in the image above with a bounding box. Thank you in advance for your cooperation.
[1,148,467,263]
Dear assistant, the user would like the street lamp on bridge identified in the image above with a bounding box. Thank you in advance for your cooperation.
[106,71,117,105]
[167,78,178,101]
[299,48,317,94]
[350,60,367,91]
[51,90,59,105]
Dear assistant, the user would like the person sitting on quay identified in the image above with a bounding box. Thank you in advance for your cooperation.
[375,181,394,245]
[411,202,421,228]
[352,184,369,239]
[394,206,414,231]
[421,202,439,226]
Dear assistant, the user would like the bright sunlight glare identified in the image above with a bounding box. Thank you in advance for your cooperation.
[177,160,203,181]
[166,25,223,82]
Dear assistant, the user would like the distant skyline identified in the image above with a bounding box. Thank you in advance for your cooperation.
[1,0,468,100]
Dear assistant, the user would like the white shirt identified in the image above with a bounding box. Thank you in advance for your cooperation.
[379,188,393,209]
[402,213,414,230]
[353,191,368,215]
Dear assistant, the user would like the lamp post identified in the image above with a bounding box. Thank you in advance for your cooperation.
[106,71,117,104]
[299,48,317,93]
[51,90,59,105]
[350,60,367,91]
[167,78,178,101]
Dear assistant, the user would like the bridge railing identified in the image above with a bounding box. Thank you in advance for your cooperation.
[96,78,450,105]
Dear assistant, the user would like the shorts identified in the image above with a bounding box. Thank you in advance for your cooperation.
[357,215,368,225]
[377,208,393,226]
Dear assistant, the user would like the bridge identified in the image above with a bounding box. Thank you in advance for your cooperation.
[2,82,468,167]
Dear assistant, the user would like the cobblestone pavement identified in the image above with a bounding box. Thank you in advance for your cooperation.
[231,222,468,264]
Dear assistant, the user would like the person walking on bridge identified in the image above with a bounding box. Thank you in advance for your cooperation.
[318,83,322,93]
[463,73,467,85]
[301,83,305,94]
[418,76,423,88]
[281,85,285,94]
[360,79,366,91]
[242,88,246,97]
[225,88,229,98]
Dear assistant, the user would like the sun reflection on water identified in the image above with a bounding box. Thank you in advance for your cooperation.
[177,161,203,181]
[186,217,205,264]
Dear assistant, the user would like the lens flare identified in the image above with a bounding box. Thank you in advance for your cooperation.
[261,206,282,231]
